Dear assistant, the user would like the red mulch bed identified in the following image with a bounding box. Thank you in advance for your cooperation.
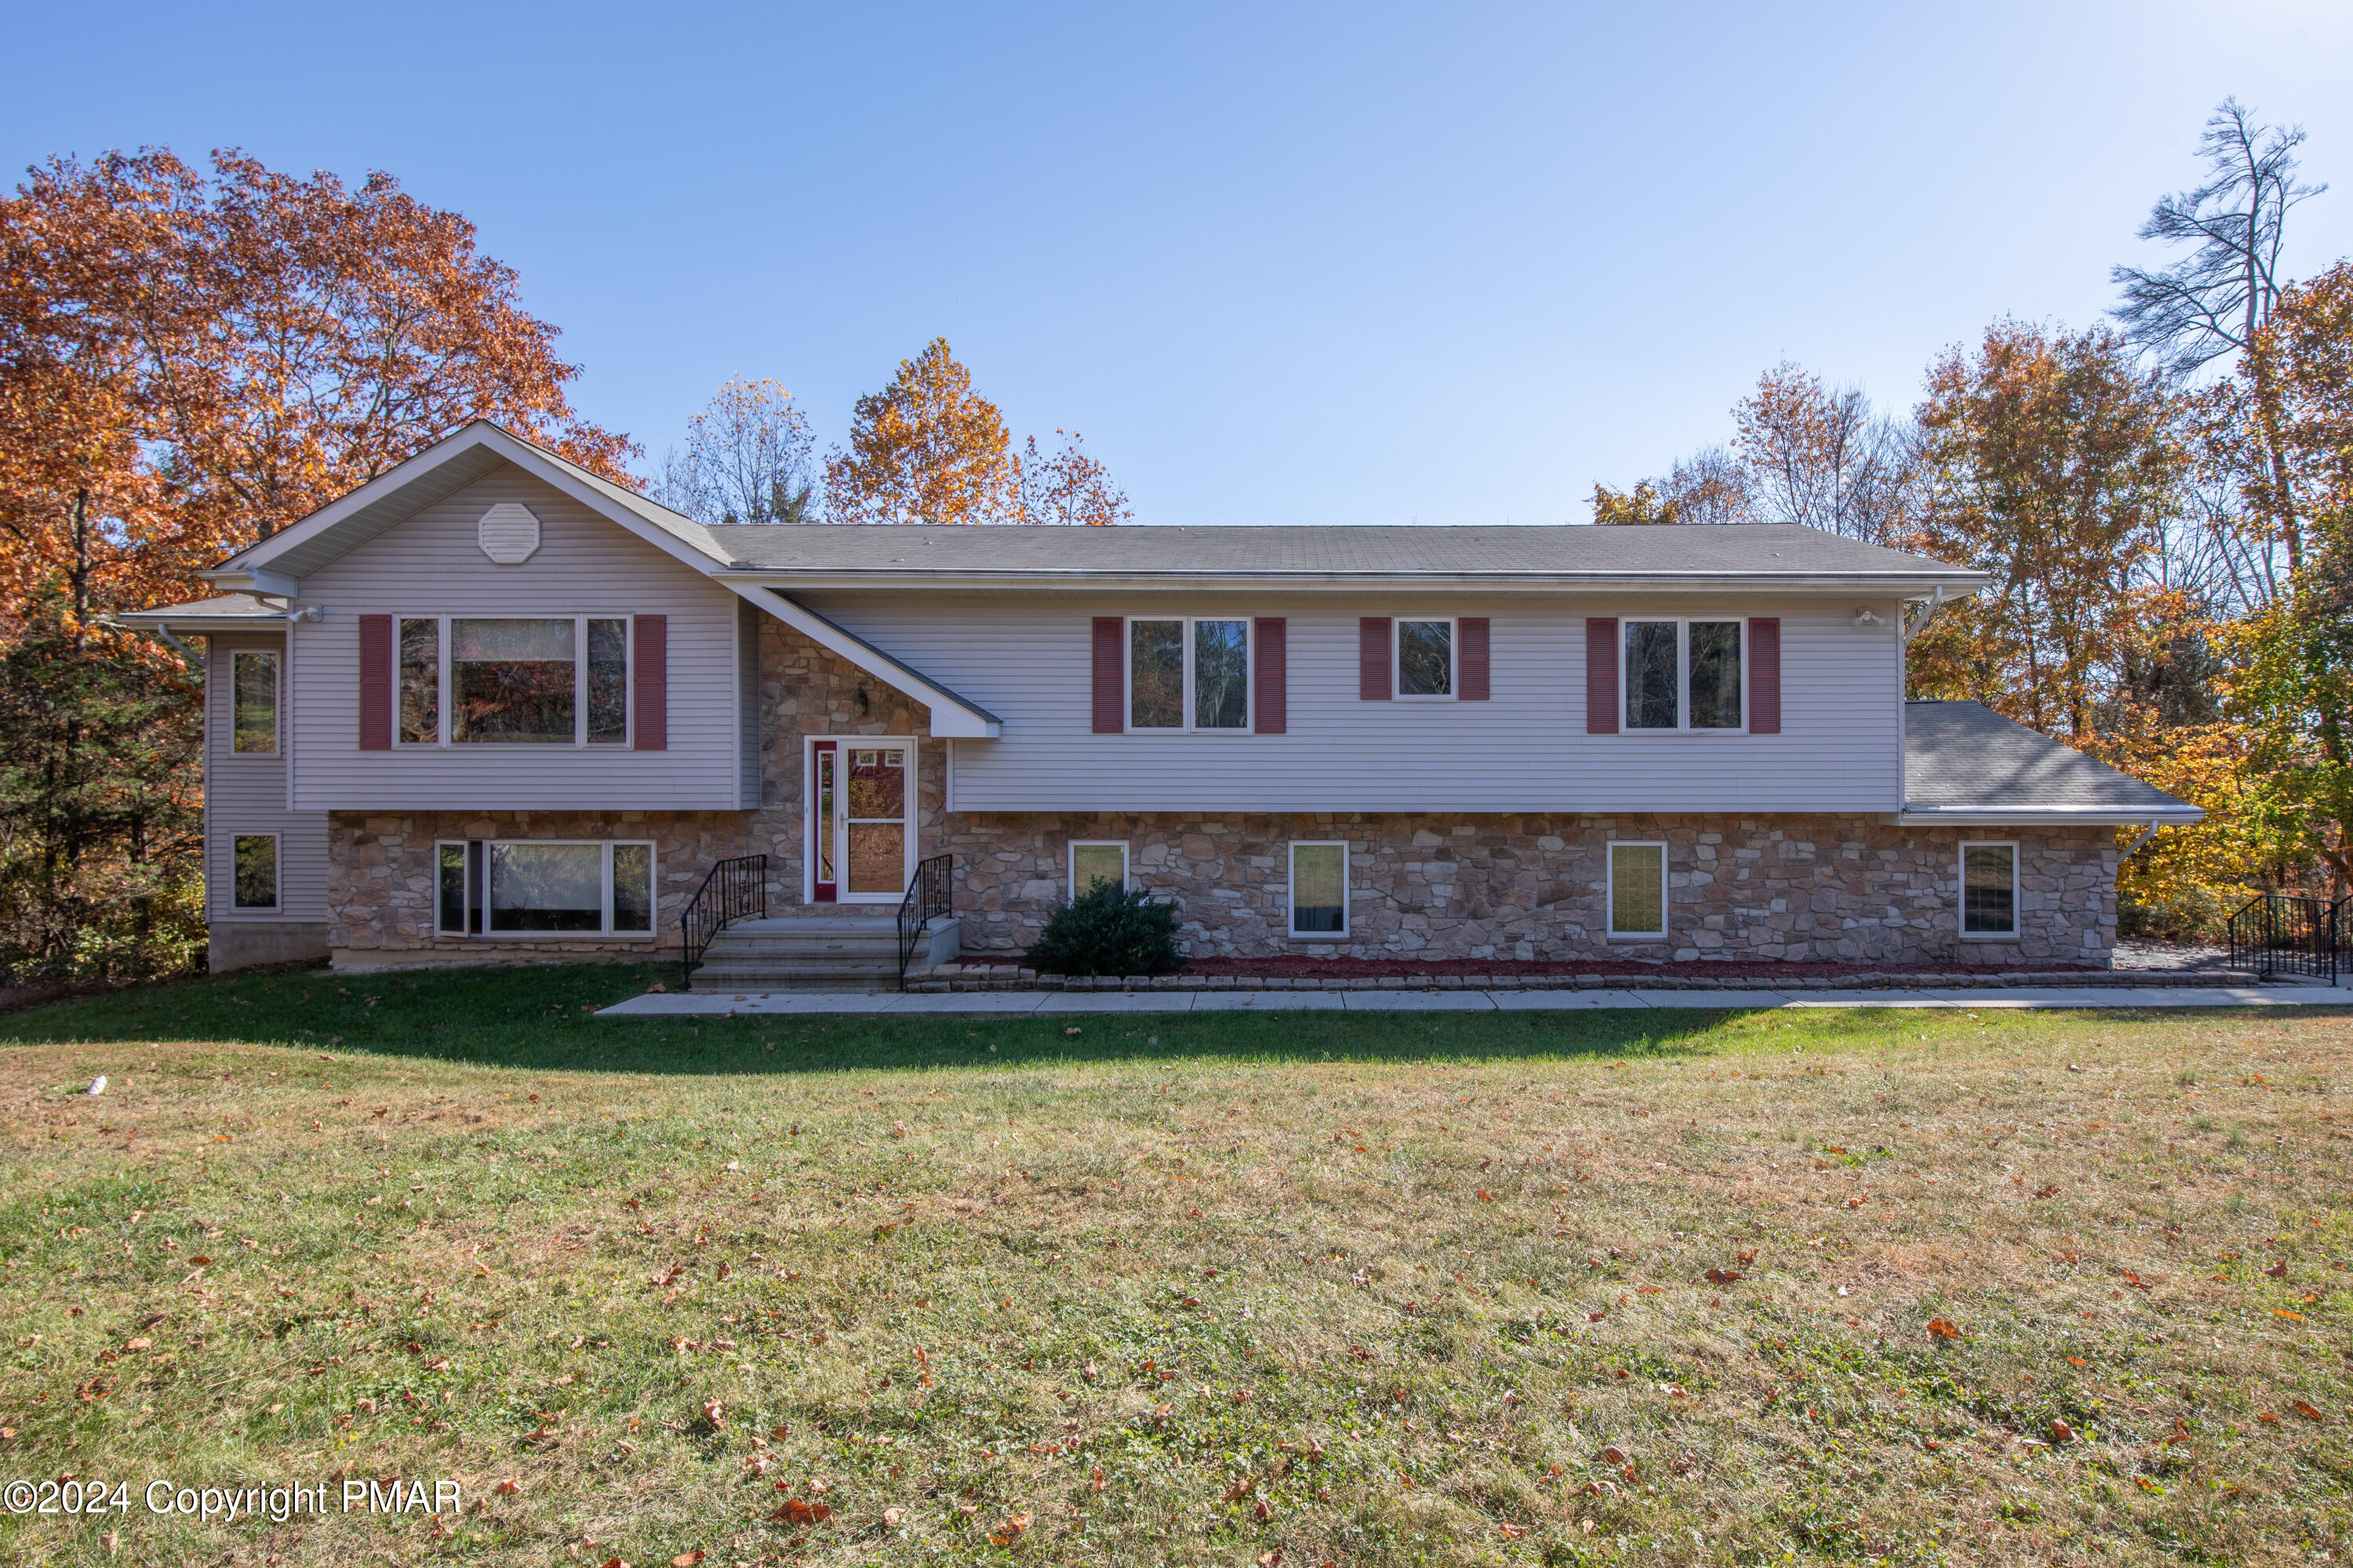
[1181,955,2100,980]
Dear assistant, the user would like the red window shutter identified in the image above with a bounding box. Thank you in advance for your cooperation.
[633,614,667,751]
[1458,617,1490,700]
[1092,617,1124,733]
[1358,617,1391,700]
[1253,617,1286,733]
[1748,617,1780,734]
[1585,617,1619,734]
[358,613,392,750]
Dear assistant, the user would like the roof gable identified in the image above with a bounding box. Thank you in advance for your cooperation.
[207,422,726,587]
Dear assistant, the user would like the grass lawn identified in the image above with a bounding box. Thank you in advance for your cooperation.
[2,962,2352,1566]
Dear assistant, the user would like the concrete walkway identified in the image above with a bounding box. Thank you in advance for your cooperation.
[599,984,2351,1018]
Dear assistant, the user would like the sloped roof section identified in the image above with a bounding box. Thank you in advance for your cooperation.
[207,421,728,584]
[1903,701,2201,823]
[708,521,1984,588]
[113,593,285,631]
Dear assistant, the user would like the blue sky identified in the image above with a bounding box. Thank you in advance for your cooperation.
[9,2,2353,526]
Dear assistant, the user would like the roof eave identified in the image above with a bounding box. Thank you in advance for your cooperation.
[709,569,1989,595]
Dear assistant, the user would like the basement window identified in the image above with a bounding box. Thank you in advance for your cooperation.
[435,840,654,937]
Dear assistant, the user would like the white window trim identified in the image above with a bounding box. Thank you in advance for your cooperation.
[1958,839,2021,940]
[1393,617,1458,700]
[1123,615,1253,733]
[1620,617,1750,734]
[1286,839,1351,941]
[1067,840,1129,900]
[1606,839,1668,940]
[229,649,279,755]
[396,614,635,748]
[432,838,658,939]
[799,737,920,904]
[229,832,281,912]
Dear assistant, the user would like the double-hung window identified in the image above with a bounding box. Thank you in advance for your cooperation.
[397,617,631,746]
[1959,842,2018,937]
[1624,619,1745,731]
[435,840,655,937]
[1395,618,1455,698]
[1127,617,1249,731]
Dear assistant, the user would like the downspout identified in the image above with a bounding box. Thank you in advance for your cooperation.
[2119,822,2160,861]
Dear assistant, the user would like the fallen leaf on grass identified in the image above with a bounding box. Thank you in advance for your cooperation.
[1704,1268,1743,1285]
[493,1479,520,1496]
[2266,1260,2289,1279]
[671,1553,706,1566]
[1927,1318,1962,1340]
[2049,1421,2075,1443]
[2293,1399,2326,1423]
[2121,1270,2153,1290]
[2034,1185,2060,1199]
[772,1499,831,1524]
[989,1510,1032,1546]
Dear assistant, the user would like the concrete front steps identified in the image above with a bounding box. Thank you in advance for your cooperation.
[689,915,962,991]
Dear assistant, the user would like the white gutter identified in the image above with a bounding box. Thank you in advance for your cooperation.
[708,569,1988,596]
[1895,806,2205,827]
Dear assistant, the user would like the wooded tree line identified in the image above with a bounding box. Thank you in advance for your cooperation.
[1593,102,2351,930]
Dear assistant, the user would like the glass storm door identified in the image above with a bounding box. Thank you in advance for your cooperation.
[809,740,911,903]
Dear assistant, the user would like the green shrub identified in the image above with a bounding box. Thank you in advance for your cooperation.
[2118,885,2230,941]
[1024,880,1183,977]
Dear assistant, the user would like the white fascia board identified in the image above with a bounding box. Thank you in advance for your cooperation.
[205,423,728,586]
[1896,806,2206,827]
[712,570,1988,595]
[726,584,1002,739]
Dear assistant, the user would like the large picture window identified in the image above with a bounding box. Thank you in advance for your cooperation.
[1624,620,1744,732]
[1395,619,1455,698]
[398,616,633,746]
[231,650,278,754]
[1288,842,1349,938]
[1128,617,1249,731]
[435,840,654,937]
[1960,842,2018,937]
[231,834,278,910]
[1608,842,1667,939]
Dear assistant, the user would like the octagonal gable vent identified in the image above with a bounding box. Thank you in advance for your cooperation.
[477,502,542,564]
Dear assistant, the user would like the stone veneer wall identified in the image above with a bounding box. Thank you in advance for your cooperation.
[325,621,2118,968]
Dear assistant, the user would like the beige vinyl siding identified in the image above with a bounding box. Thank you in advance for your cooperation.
[205,632,329,922]
[807,592,1905,813]
[288,465,746,811]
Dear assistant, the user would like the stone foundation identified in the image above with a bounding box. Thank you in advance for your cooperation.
[320,620,2119,970]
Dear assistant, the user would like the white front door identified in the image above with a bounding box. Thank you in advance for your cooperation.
[807,738,914,903]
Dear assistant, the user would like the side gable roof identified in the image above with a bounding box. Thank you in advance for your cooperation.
[1901,701,2202,824]
[205,421,728,588]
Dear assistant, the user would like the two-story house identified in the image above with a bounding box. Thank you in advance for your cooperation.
[122,420,2200,977]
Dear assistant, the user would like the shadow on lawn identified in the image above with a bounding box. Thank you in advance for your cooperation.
[0,959,1871,1078]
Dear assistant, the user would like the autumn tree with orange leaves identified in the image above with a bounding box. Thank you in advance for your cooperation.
[0,147,635,977]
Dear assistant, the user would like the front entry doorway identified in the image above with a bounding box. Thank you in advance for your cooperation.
[807,738,915,902]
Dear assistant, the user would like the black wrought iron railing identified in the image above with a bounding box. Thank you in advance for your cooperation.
[679,853,768,991]
[2225,893,2340,984]
[897,853,955,991]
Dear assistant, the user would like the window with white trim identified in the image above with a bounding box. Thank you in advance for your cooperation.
[1395,618,1455,698]
[1624,619,1745,731]
[435,840,654,936]
[231,834,278,910]
[1960,842,2018,937]
[1607,841,1667,939]
[231,650,278,754]
[395,617,631,746]
[1288,841,1349,938]
[1127,617,1249,731]
[1069,841,1129,898]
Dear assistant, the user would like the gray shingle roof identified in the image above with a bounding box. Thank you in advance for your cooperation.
[1905,701,2199,819]
[113,594,285,628]
[709,521,1981,584]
